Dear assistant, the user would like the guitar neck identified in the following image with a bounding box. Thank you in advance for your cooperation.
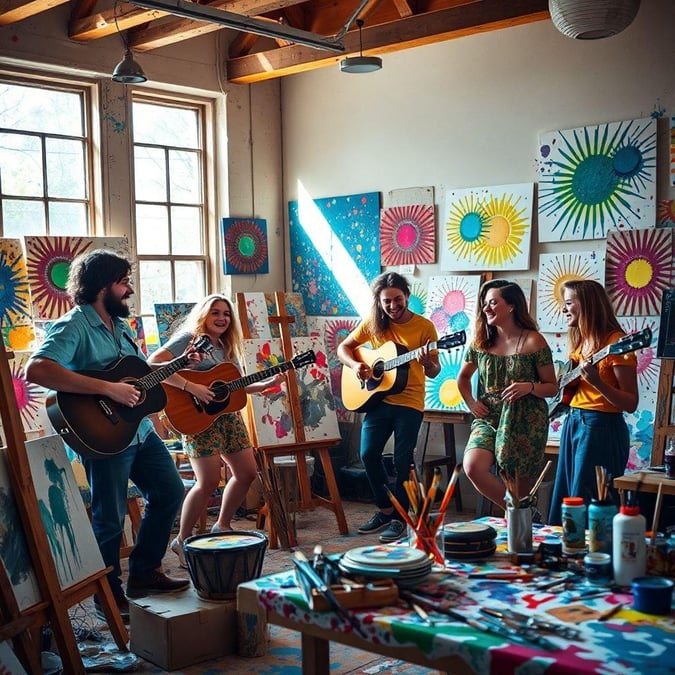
[559,345,611,388]
[384,341,438,371]
[227,361,294,391]
[141,354,193,391]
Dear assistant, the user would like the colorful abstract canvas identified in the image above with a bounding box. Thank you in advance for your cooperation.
[25,435,104,589]
[619,316,660,471]
[289,191,380,317]
[240,293,272,339]
[125,316,148,356]
[537,251,604,332]
[425,275,481,340]
[538,118,657,242]
[154,302,195,345]
[9,351,50,436]
[380,204,435,265]
[221,218,269,275]
[0,238,32,349]
[424,345,472,412]
[408,281,428,316]
[265,292,307,338]
[440,183,533,272]
[657,200,675,228]
[24,236,131,319]
[605,228,673,316]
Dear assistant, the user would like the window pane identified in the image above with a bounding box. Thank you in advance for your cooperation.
[48,202,88,235]
[0,83,84,136]
[171,206,202,254]
[169,150,200,204]
[132,102,199,148]
[46,138,86,199]
[2,200,46,236]
[175,260,205,302]
[139,260,173,315]
[134,145,167,202]
[0,132,44,197]
[136,204,169,254]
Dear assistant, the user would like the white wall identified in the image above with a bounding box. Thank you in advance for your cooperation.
[279,0,675,507]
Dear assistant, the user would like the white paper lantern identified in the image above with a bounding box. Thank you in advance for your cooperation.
[549,0,641,39]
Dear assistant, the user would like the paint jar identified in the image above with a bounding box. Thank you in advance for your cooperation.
[561,497,587,555]
[631,576,674,615]
[584,552,612,585]
[507,506,532,554]
[588,499,617,555]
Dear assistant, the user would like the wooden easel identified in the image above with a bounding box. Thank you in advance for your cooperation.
[0,344,128,674]
[237,291,348,549]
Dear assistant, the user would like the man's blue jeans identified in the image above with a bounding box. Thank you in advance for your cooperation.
[360,403,423,512]
[84,432,185,596]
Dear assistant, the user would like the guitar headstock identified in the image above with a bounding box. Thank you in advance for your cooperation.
[610,327,652,355]
[292,350,317,369]
[193,334,214,355]
[437,330,467,350]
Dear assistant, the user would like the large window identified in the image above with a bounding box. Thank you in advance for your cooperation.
[0,79,93,237]
[132,97,209,318]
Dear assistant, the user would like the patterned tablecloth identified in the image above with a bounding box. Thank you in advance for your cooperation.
[245,517,675,675]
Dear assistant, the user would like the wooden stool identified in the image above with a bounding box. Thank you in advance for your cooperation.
[418,410,470,512]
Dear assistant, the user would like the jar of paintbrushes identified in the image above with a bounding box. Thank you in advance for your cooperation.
[588,466,617,555]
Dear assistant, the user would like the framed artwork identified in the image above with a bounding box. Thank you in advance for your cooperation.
[221,218,269,275]
[538,117,657,242]
[606,227,673,316]
[289,190,380,317]
[153,302,195,345]
[380,204,435,265]
[0,239,32,350]
[537,251,604,332]
[24,236,130,320]
[240,293,272,339]
[0,449,41,611]
[24,435,104,590]
[656,288,675,359]
[440,183,533,272]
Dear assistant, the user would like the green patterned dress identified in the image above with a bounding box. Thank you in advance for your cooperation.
[464,345,552,479]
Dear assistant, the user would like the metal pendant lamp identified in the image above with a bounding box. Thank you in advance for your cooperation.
[112,49,148,84]
[340,20,382,74]
[549,0,641,40]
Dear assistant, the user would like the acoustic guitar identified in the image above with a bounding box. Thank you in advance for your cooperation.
[45,335,212,459]
[341,331,467,413]
[548,327,652,420]
[161,350,316,435]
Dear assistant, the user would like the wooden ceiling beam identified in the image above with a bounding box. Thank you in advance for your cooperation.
[226,0,549,83]
[0,0,69,25]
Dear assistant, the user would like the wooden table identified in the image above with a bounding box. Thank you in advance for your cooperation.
[237,517,675,675]
[614,469,675,496]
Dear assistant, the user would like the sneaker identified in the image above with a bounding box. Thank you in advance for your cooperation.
[170,537,187,568]
[126,570,190,599]
[378,519,406,543]
[93,594,130,624]
[357,511,393,534]
[211,523,231,533]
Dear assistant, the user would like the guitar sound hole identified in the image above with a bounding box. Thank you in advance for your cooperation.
[211,381,229,402]
[370,362,384,382]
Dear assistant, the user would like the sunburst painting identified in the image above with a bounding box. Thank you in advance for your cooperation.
[606,227,673,316]
[538,117,657,242]
[10,351,50,435]
[657,199,675,228]
[425,347,472,412]
[619,316,660,470]
[537,251,604,332]
[380,204,435,265]
[221,218,269,275]
[425,275,481,340]
[408,281,428,316]
[0,239,32,346]
[441,183,533,272]
[24,236,131,319]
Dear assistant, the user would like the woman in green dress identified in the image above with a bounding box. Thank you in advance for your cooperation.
[457,280,558,514]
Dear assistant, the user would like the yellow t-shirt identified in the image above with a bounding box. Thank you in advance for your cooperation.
[349,314,439,411]
[569,330,637,413]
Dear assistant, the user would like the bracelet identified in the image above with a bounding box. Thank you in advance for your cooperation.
[182,380,189,391]
[529,381,535,394]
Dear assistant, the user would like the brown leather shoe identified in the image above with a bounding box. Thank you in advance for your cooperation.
[126,571,190,598]
[94,593,130,623]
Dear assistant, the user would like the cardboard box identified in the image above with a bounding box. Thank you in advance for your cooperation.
[129,588,236,670]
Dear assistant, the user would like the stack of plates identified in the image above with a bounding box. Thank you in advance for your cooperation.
[339,545,432,588]
[439,522,497,560]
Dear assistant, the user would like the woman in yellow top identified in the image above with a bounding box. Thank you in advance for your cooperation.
[549,280,638,526]
[338,272,440,543]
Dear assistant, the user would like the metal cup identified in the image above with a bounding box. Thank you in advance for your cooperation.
[507,506,532,553]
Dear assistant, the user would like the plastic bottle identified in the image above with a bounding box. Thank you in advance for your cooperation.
[561,496,586,555]
[588,499,617,555]
[612,505,646,586]
[665,437,675,479]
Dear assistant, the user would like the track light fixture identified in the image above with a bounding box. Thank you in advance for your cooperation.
[339,20,382,74]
